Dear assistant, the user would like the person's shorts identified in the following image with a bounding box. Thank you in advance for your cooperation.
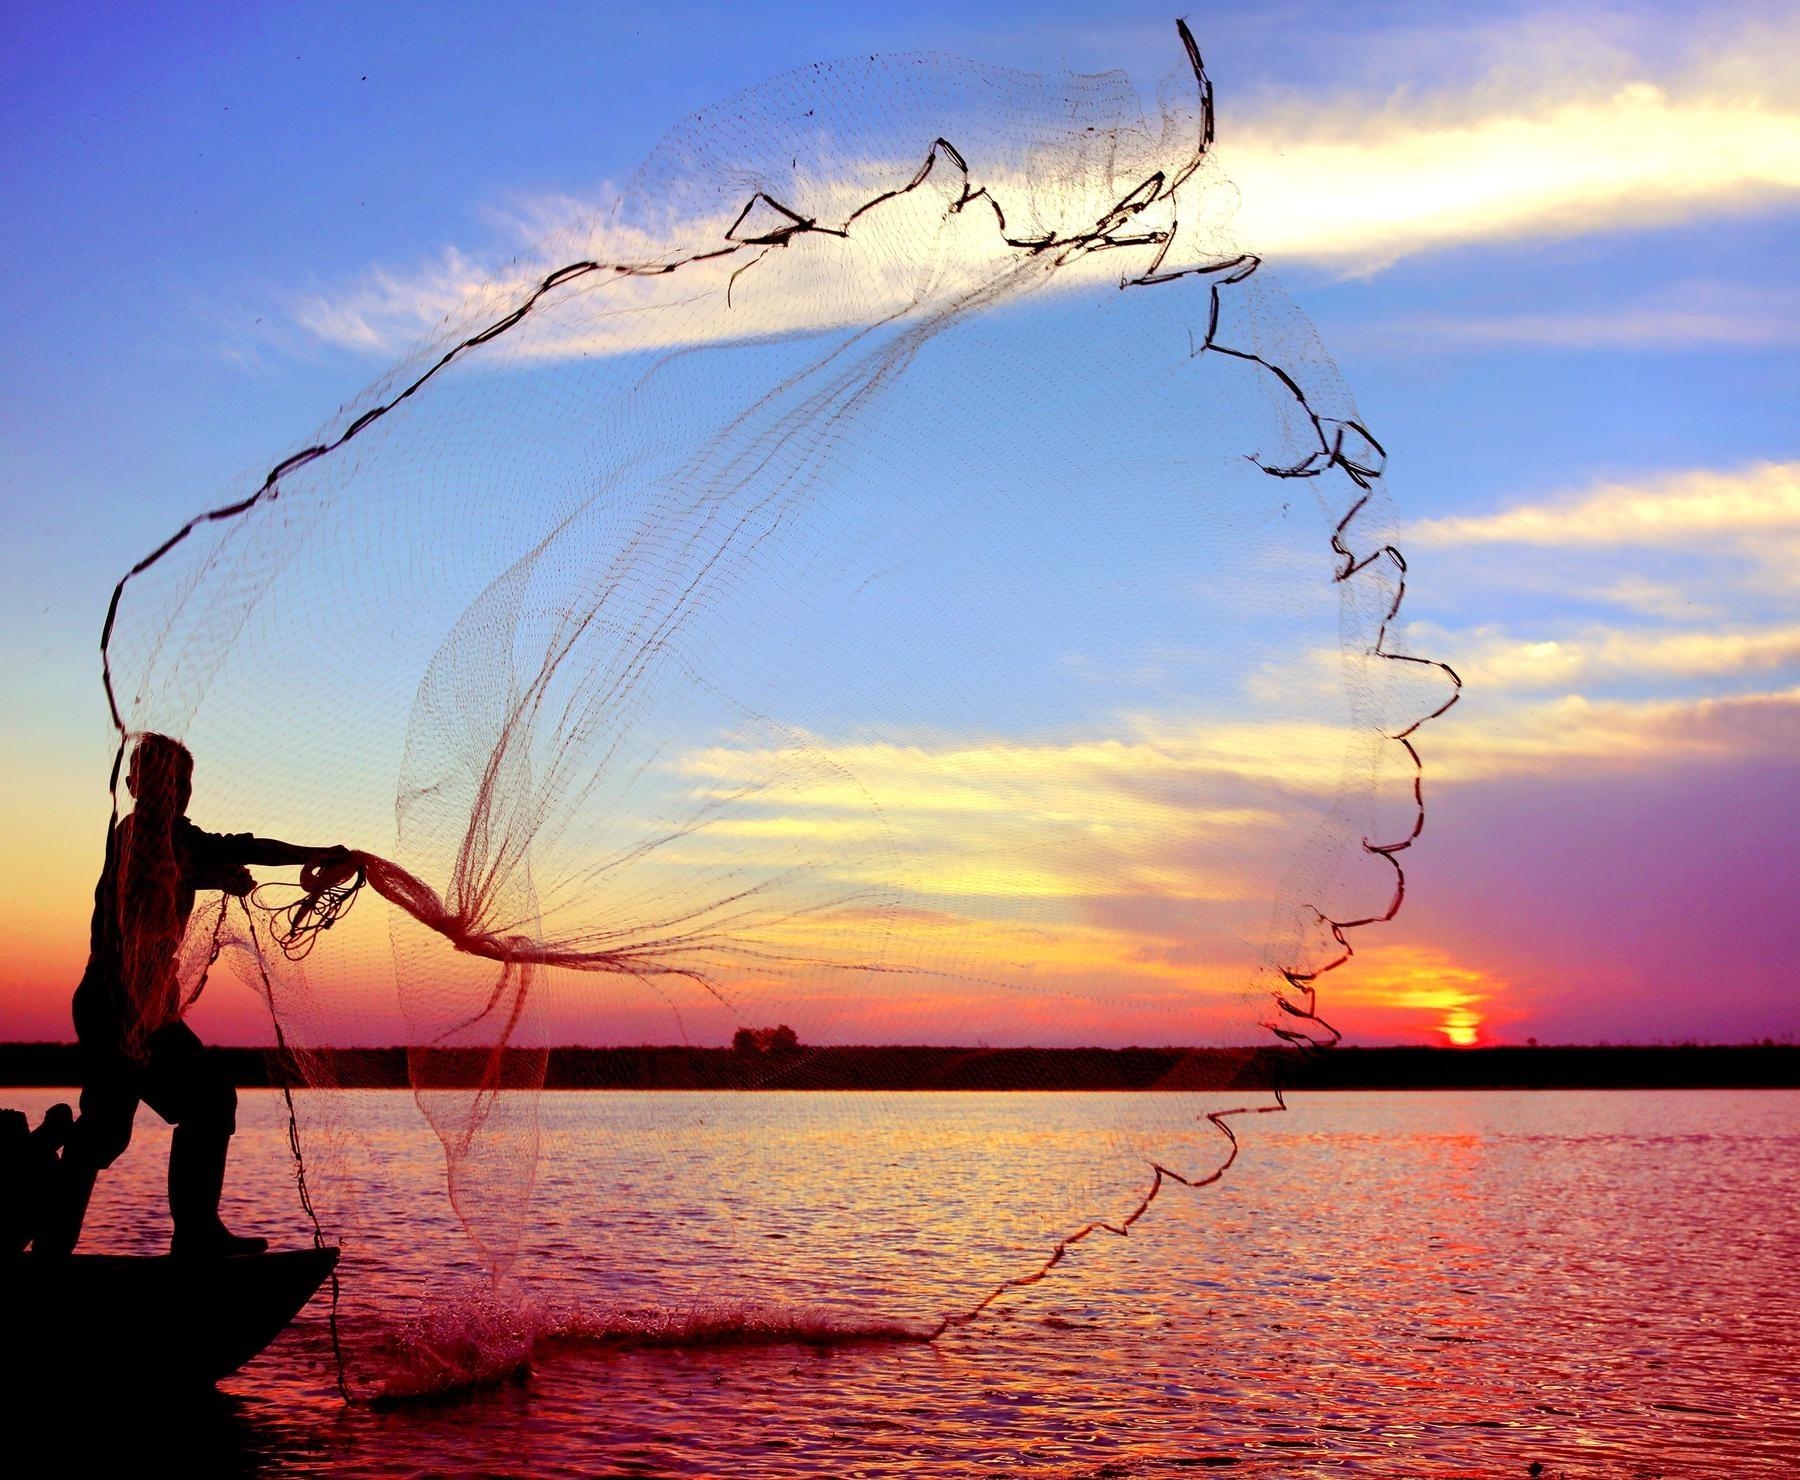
[69,998,237,1166]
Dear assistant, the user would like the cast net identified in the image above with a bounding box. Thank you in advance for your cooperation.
[98,24,1454,1398]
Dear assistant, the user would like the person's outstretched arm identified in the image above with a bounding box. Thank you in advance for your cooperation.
[179,821,350,894]
[226,835,351,868]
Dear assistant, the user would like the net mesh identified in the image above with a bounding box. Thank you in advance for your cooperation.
[97,24,1455,1398]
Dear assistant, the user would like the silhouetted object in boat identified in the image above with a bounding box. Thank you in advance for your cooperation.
[1,1246,339,1389]
[1,1102,72,1252]
[38,734,350,1258]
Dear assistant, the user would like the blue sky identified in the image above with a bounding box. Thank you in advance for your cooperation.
[2,0,1796,1046]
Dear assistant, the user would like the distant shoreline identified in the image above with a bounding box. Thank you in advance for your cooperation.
[0,1042,1793,1092]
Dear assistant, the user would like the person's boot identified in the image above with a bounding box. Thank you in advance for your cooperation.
[169,1127,266,1258]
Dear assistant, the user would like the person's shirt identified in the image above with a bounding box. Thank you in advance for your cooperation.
[80,814,259,1048]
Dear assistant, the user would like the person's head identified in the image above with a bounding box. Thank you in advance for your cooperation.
[126,733,194,818]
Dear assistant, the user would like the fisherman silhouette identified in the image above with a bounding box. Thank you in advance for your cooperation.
[36,734,350,1258]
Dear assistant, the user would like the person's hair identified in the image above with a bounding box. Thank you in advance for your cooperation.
[127,732,193,811]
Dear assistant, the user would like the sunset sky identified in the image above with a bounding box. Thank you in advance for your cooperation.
[2,0,1795,1049]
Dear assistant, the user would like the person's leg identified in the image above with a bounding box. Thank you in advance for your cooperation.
[36,1072,137,1256]
[141,1022,265,1256]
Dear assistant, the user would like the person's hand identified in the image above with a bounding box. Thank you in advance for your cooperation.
[221,863,256,897]
[301,846,360,894]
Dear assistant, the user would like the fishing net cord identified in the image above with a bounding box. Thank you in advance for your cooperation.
[239,898,353,1404]
[156,885,353,1400]
[91,21,1460,1398]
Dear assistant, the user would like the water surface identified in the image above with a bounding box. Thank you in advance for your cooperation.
[10,1087,1795,1476]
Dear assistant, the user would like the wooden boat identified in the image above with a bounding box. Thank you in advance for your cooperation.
[1,1247,338,1389]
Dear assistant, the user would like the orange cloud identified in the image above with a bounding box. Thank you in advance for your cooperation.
[1316,940,1514,1047]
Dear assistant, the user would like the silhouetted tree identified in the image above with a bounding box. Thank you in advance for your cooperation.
[731,1025,801,1056]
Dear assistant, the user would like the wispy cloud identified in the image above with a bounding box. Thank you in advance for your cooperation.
[1428,684,1800,782]
[657,712,1437,996]
[679,715,1426,818]
[293,247,501,355]
[1214,7,1800,272]
[1223,83,1800,274]
[1586,575,1722,621]
[1410,461,1800,550]
[1438,623,1800,691]
[1398,455,1800,776]
[291,151,1122,362]
[685,632,1775,822]
[1356,282,1800,351]
[675,725,1354,906]
[283,16,1800,357]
